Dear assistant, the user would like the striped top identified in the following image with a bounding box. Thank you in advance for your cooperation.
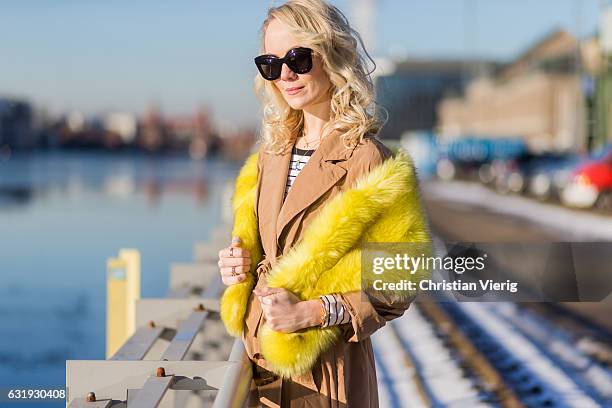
[284,145,315,199]
[320,294,352,327]
[282,144,352,328]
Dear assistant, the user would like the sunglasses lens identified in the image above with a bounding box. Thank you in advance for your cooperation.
[255,57,281,80]
[254,48,312,80]
[287,49,312,74]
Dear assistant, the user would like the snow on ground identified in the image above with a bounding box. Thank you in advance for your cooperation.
[423,180,612,240]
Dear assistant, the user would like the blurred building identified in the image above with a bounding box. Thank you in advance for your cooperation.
[0,97,225,155]
[164,108,219,159]
[0,98,35,151]
[217,125,257,160]
[375,58,501,140]
[137,105,168,152]
[437,30,600,152]
[56,111,122,149]
[103,112,138,147]
[593,2,612,151]
[350,0,377,54]
[136,105,220,157]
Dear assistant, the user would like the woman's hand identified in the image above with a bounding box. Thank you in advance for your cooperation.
[218,236,251,286]
[254,285,323,333]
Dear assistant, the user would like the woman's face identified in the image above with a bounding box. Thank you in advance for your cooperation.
[264,18,332,111]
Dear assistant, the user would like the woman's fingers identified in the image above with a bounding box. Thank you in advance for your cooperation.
[221,273,248,286]
[218,256,250,267]
[254,286,285,297]
[217,237,252,286]
[219,265,250,277]
[261,295,276,305]
[218,246,251,258]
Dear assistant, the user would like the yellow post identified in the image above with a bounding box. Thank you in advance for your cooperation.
[106,257,128,359]
[119,249,141,336]
[105,249,141,359]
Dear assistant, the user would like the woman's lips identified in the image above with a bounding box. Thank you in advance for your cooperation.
[286,86,304,95]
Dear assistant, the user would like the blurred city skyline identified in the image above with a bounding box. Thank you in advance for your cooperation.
[0,0,601,129]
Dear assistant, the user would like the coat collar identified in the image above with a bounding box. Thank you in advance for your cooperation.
[260,130,358,258]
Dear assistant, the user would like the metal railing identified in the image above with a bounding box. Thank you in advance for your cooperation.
[66,225,253,407]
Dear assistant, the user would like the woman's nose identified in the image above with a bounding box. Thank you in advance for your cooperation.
[279,62,298,81]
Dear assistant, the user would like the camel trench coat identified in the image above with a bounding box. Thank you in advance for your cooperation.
[243,131,413,407]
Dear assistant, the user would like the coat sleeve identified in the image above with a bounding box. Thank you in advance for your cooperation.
[337,138,417,342]
[337,290,413,342]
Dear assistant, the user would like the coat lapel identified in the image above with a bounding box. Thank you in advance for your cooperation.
[257,146,292,261]
[276,131,353,250]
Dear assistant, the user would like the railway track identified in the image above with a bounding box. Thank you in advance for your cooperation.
[373,297,611,408]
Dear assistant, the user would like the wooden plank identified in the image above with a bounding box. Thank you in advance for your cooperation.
[110,326,163,361]
[135,298,219,329]
[161,311,208,361]
[66,360,232,405]
[69,398,113,408]
[168,286,194,298]
[202,276,223,299]
[129,376,174,408]
[212,339,254,408]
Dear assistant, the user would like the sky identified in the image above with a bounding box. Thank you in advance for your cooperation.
[0,0,602,130]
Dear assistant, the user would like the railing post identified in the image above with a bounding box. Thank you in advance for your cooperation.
[105,249,141,358]
[212,339,254,408]
[119,248,141,336]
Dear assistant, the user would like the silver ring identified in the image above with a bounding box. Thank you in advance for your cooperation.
[232,266,237,276]
[229,247,234,257]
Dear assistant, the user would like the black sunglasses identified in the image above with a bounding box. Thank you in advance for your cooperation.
[254,47,313,81]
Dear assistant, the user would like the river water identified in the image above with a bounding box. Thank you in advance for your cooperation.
[0,151,239,406]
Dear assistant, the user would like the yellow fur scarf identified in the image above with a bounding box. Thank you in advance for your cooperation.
[220,149,431,377]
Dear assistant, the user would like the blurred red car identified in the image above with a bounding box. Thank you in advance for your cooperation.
[561,149,612,210]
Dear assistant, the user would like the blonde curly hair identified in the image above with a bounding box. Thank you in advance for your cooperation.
[254,0,385,155]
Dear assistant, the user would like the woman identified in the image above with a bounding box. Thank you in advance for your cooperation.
[217,0,431,406]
